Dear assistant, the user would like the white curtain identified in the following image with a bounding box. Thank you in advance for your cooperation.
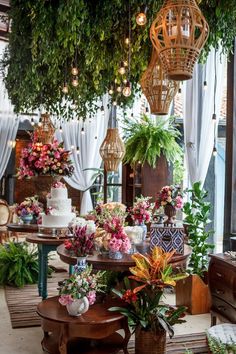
[0,41,19,180]
[56,96,110,215]
[183,48,226,186]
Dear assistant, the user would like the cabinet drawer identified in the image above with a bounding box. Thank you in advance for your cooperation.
[211,296,236,323]
[209,282,235,308]
[209,262,235,287]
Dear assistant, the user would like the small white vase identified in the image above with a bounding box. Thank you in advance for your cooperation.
[66,297,89,316]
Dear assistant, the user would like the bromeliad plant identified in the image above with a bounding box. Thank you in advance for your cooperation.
[64,226,95,257]
[110,246,187,337]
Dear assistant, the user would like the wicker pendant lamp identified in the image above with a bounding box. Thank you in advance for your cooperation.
[35,113,55,144]
[140,50,179,115]
[150,0,209,80]
[99,107,125,172]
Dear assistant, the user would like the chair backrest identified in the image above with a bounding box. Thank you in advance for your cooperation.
[0,199,11,226]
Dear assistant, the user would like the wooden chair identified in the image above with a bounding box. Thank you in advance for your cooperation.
[0,199,11,243]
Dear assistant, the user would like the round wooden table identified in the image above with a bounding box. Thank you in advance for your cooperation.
[26,233,65,299]
[37,296,131,354]
[57,244,191,272]
[7,223,39,233]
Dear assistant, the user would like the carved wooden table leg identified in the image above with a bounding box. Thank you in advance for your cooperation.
[59,324,69,354]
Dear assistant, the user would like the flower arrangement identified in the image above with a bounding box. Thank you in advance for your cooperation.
[110,246,187,337]
[103,216,131,253]
[130,195,153,224]
[17,138,74,179]
[89,202,127,227]
[52,181,66,188]
[15,196,43,218]
[155,185,183,210]
[59,265,105,306]
[64,225,95,257]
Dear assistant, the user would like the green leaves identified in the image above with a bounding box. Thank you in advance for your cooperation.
[0,241,39,287]
[183,182,215,278]
[123,115,184,184]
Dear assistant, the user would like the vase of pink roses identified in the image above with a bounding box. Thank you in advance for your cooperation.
[103,216,131,260]
[155,186,183,225]
[130,196,153,241]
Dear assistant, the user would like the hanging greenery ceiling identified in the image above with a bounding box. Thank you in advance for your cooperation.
[1,0,236,119]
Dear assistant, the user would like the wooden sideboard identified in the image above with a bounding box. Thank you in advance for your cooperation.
[208,254,236,325]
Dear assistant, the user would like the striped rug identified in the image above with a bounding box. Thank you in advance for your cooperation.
[5,271,68,328]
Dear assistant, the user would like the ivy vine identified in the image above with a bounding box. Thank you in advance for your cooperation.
[1,0,236,118]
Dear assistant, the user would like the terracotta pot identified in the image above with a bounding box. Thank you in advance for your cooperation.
[135,328,166,354]
[164,204,176,224]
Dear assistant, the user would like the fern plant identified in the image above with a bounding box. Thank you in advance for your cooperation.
[122,115,184,184]
[0,241,39,287]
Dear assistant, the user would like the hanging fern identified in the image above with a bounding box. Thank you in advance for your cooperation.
[122,115,184,184]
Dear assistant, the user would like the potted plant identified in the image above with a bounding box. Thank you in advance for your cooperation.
[110,246,187,354]
[176,181,215,314]
[123,115,184,185]
[58,265,106,316]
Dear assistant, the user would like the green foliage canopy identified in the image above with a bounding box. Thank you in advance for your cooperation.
[1,0,236,118]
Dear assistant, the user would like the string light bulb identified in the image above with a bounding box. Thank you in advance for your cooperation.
[123,81,132,97]
[108,87,114,95]
[100,105,104,112]
[136,7,147,26]
[59,126,63,133]
[123,78,127,84]
[62,83,69,94]
[117,86,122,93]
[72,77,79,87]
[76,146,80,154]
[112,101,117,106]
[203,80,208,90]
[38,118,42,127]
[71,145,75,150]
[124,37,130,45]
[88,116,92,123]
[71,67,78,76]
[31,117,35,126]
[213,146,217,157]
[81,127,85,135]
[212,113,217,121]
[118,62,126,75]
[94,136,98,140]
[145,107,149,113]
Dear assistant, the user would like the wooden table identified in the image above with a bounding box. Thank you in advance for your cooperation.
[57,244,191,272]
[7,223,39,233]
[26,234,65,299]
[37,296,131,354]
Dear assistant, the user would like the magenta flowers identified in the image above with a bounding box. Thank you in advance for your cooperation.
[64,225,95,257]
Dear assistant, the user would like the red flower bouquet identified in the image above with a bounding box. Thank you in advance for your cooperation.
[18,138,74,179]
[130,196,153,224]
[64,226,95,257]
[103,216,131,253]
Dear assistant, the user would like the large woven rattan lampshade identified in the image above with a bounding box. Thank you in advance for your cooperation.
[99,128,125,172]
[140,50,179,115]
[35,113,55,144]
[150,0,209,80]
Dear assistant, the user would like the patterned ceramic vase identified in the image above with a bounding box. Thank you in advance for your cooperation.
[74,256,87,273]
[20,214,33,225]
[108,250,123,260]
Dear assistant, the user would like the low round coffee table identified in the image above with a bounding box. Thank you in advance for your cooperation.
[37,296,131,354]
[57,244,191,273]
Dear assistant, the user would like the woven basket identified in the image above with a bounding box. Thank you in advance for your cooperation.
[140,50,179,115]
[99,128,125,172]
[150,0,209,80]
[135,329,166,354]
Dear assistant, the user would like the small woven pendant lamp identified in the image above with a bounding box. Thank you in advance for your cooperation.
[140,49,179,115]
[35,113,55,144]
[150,0,209,80]
[99,106,125,172]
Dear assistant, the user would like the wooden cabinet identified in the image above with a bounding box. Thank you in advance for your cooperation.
[208,254,236,325]
[122,155,172,208]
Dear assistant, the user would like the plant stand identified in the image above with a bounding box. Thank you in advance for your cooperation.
[176,274,211,315]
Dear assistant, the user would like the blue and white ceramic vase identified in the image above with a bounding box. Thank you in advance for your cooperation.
[108,250,123,260]
[74,256,87,273]
[21,214,33,225]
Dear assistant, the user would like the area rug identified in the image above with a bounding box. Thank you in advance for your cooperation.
[5,271,68,328]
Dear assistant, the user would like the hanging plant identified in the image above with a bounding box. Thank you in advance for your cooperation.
[122,115,184,184]
[1,0,236,118]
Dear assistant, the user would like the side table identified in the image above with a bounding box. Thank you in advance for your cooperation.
[26,234,65,299]
[37,296,131,354]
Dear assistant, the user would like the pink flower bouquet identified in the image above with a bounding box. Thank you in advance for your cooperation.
[17,138,74,179]
[155,185,183,210]
[103,216,131,253]
[130,196,153,224]
[64,225,95,257]
[15,196,43,219]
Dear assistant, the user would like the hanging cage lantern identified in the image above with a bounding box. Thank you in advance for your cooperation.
[150,0,209,81]
[99,128,126,172]
[140,50,179,115]
[35,113,55,144]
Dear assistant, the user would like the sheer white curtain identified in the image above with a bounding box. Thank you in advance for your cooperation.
[183,48,226,186]
[0,41,19,180]
[56,96,110,215]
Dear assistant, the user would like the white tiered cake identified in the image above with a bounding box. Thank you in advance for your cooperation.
[41,182,76,227]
